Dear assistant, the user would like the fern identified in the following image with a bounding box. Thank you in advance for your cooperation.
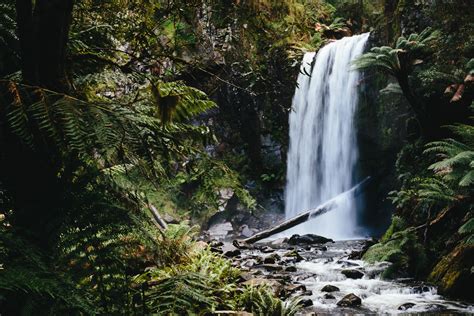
[425,123,474,187]
[151,81,217,124]
[353,27,439,75]
[144,273,216,314]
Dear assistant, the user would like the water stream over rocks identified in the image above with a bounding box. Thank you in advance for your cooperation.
[210,236,474,315]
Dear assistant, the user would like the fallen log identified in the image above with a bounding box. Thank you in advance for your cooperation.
[148,203,168,231]
[237,177,371,245]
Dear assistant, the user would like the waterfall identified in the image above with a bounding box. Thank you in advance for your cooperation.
[285,33,369,240]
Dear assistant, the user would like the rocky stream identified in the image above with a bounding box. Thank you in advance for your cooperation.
[206,228,474,315]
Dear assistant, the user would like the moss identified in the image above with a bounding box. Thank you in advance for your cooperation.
[380,215,407,242]
[363,228,427,279]
[428,243,474,301]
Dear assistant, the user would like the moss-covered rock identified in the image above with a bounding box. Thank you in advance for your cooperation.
[428,243,474,301]
[363,226,427,279]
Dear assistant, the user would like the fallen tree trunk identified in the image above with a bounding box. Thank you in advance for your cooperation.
[148,203,168,231]
[238,177,371,244]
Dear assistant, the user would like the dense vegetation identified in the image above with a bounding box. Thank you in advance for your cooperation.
[0,0,472,314]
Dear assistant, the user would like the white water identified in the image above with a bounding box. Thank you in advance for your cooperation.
[285,34,370,239]
[295,241,474,314]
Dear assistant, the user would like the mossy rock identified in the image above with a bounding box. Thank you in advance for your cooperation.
[428,243,474,301]
[363,228,427,279]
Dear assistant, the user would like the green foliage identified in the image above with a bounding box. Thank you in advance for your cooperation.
[0,222,95,314]
[236,285,301,316]
[380,216,406,242]
[152,81,217,124]
[0,1,18,76]
[353,27,439,77]
[458,218,474,236]
[144,272,215,314]
[425,123,474,188]
[364,228,427,278]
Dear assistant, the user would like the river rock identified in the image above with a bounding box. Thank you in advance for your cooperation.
[288,234,333,245]
[298,298,313,307]
[208,222,234,239]
[162,213,179,224]
[263,253,280,264]
[324,293,336,299]
[337,293,362,307]
[209,240,223,248]
[398,302,416,311]
[284,284,306,295]
[239,225,255,238]
[260,264,283,271]
[283,249,304,262]
[341,269,364,279]
[222,244,241,257]
[261,246,275,253]
[284,266,297,272]
[321,284,340,292]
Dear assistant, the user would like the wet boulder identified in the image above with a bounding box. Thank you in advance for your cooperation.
[288,234,334,245]
[298,298,313,307]
[321,284,340,292]
[337,293,362,307]
[284,266,297,272]
[283,249,304,262]
[398,302,416,311]
[222,243,241,257]
[239,224,255,238]
[324,293,336,299]
[263,253,280,264]
[341,269,364,279]
[283,284,306,296]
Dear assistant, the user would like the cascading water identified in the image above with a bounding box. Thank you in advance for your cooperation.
[285,33,370,240]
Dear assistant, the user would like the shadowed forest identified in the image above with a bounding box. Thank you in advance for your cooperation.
[0,0,472,314]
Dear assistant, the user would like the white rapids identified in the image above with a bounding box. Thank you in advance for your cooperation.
[285,33,370,239]
[294,240,474,315]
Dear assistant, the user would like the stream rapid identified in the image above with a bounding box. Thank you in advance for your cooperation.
[237,239,474,315]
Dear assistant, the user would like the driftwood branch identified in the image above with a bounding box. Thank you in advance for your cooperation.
[148,203,168,231]
[239,177,371,244]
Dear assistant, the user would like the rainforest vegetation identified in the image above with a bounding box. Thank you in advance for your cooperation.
[0,0,472,314]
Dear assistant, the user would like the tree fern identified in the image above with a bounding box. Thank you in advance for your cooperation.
[353,27,439,75]
[425,123,474,187]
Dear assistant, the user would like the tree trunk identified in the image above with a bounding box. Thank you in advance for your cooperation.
[396,74,431,137]
[16,0,74,92]
[237,177,371,244]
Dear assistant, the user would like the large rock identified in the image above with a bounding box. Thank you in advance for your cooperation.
[222,243,241,257]
[336,293,362,307]
[208,222,234,239]
[283,249,304,262]
[298,298,313,307]
[398,303,416,311]
[341,269,364,279]
[321,284,340,292]
[428,243,474,301]
[288,234,333,245]
[263,253,280,264]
